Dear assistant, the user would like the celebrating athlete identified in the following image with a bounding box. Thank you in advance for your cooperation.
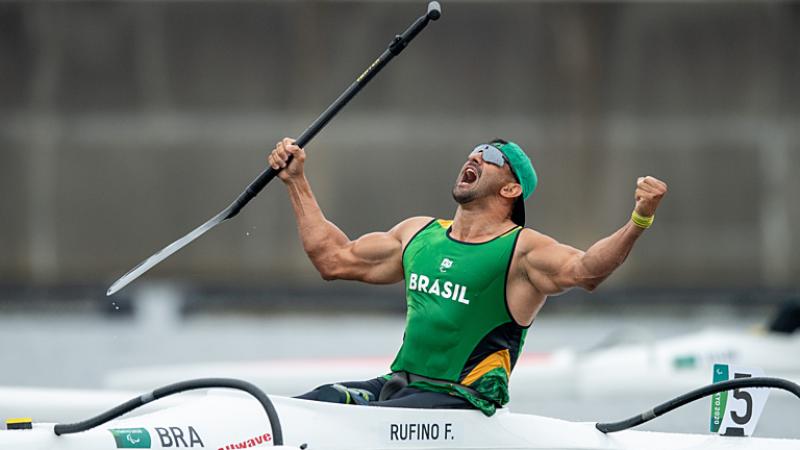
[268,137,667,415]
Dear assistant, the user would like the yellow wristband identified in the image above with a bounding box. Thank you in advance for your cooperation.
[631,210,654,229]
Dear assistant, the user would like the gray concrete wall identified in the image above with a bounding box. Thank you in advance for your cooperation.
[1,2,798,290]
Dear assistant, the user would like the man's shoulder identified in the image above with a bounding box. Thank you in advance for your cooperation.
[515,227,560,255]
[391,216,436,241]
[398,215,436,230]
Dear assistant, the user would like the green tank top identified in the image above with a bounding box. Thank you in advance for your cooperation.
[390,219,528,415]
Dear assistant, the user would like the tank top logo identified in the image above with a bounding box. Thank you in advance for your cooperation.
[439,258,454,273]
[407,272,470,305]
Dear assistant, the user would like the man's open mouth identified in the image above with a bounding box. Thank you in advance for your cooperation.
[461,166,479,184]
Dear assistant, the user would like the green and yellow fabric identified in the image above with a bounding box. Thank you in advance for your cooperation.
[390,219,528,415]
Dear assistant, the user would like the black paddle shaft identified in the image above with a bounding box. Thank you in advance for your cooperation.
[225,2,442,219]
[106,2,441,296]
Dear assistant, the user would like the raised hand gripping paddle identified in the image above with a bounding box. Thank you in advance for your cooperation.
[108,2,442,296]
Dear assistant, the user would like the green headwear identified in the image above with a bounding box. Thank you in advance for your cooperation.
[489,140,538,226]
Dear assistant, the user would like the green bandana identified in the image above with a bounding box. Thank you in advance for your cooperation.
[489,141,537,199]
[489,140,537,226]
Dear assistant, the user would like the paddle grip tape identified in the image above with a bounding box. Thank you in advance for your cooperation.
[641,409,656,421]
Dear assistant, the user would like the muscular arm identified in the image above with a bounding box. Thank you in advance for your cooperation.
[285,175,428,283]
[521,176,667,295]
[269,137,430,284]
[522,223,644,295]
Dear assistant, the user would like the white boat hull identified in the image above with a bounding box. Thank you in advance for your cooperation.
[1,392,797,450]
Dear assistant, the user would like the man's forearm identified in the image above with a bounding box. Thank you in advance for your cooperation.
[576,221,644,290]
[576,175,667,290]
[284,175,350,262]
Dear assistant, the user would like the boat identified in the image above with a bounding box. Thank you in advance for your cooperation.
[2,377,798,450]
[569,327,800,398]
[8,325,797,432]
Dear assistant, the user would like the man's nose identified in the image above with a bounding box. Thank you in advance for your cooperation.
[468,152,482,164]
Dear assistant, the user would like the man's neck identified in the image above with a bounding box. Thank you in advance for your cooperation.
[451,203,516,242]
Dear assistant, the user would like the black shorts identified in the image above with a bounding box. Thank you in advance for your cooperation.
[295,376,474,410]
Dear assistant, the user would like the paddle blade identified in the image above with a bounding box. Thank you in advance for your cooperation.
[107,211,228,296]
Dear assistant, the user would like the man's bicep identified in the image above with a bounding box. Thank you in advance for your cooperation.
[335,216,431,283]
[523,239,585,295]
[349,231,404,264]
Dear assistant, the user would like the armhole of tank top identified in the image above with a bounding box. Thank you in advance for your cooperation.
[504,227,532,329]
[400,218,438,270]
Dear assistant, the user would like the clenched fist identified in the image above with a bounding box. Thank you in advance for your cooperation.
[634,176,667,217]
[268,137,306,182]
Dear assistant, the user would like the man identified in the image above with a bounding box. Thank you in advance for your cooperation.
[268,137,667,415]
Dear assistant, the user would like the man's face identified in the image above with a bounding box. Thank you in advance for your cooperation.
[452,149,516,205]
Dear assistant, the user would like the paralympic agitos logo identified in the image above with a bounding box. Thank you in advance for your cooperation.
[109,428,151,449]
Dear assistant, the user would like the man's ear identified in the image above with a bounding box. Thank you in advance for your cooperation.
[500,182,523,200]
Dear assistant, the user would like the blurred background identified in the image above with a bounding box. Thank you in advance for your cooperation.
[0,0,799,439]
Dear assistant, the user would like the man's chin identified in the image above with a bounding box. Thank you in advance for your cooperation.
[452,185,476,205]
